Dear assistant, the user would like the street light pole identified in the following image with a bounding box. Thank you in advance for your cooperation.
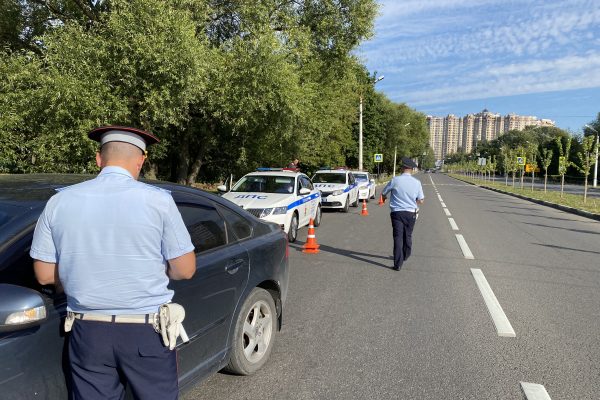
[359,75,384,171]
[585,124,599,188]
[393,122,410,177]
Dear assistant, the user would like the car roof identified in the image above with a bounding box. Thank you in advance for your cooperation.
[244,171,303,177]
[314,169,348,174]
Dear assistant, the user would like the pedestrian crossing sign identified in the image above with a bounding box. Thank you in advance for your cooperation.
[374,154,383,163]
[516,156,526,166]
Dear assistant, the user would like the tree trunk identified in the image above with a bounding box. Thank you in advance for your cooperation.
[175,140,191,185]
[584,175,588,204]
[544,172,547,193]
[144,161,158,180]
[186,152,203,186]
[560,174,564,198]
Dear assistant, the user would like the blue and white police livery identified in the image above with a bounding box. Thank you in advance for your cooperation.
[351,171,376,201]
[311,168,359,212]
[221,169,321,242]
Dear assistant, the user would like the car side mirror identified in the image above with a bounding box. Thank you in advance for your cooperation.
[370,179,375,183]
[0,284,47,333]
[298,188,311,195]
[217,185,228,193]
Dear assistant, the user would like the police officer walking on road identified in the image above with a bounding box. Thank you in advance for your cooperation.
[381,157,424,271]
[30,126,196,400]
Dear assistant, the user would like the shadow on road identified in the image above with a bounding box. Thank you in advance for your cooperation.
[289,240,394,270]
[526,222,600,235]
[532,243,600,255]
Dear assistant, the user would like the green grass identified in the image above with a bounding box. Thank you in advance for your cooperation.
[448,174,600,216]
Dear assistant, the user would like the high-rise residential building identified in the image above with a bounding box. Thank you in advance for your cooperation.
[427,110,555,160]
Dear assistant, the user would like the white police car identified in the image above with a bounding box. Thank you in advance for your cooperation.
[312,168,359,212]
[219,169,321,242]
[351,171,376,201]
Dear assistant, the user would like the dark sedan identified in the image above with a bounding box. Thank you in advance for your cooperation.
[0,174,289,399]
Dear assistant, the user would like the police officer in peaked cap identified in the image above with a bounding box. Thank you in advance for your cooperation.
[381,157,425,271]
[31,126,197,399]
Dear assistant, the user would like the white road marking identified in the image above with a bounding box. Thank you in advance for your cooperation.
[470,268,516,337]
[437,195,443,201]
[456,234,474,259]
[440,202,447,208]
[520,382,551,400]
[448,218,459,230]
[444,208,451,216]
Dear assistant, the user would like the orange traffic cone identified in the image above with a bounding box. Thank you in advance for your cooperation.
[361,199,369,216]
[302,218,320,254]
[378,194,385,207]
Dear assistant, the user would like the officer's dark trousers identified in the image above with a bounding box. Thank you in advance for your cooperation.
[390,211,417,269]
[69,319,178,400]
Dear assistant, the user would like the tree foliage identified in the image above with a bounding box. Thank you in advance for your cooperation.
[1,0,429,182]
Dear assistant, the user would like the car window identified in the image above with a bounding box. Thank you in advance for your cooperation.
[231,175,294,193]
[177,204,227,253]
[216,204,253,241]
[312,173,346,184]
[354,174,368,182]
[348,173,355,184]
[300,176,313,190]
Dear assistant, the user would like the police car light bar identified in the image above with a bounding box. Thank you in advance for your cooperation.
[256,167,283,171]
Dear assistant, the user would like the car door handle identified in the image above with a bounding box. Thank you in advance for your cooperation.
[225,259,245,274]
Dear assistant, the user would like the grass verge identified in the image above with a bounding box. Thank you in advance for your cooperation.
[448,174,600,216]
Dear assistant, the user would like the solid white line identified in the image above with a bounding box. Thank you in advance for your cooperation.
[520,382,551,400]
[448,217,459,230]
[471,268,516,337]
[456,234,474,259]
[444,208,451,216]
[440,202,447,208]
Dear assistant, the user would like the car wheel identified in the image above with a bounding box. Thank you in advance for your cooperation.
[225,288,277,375]
[370,190,376,199]
[351,194,358,207]
[287,213,298,242]
[313,205,322,227]
[342,196,349,213]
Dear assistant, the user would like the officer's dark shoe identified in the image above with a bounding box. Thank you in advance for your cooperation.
[392,266,400,271]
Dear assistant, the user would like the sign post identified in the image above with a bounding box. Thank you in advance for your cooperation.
[374,154,383,180]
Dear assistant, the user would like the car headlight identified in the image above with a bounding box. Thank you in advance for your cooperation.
[259,208,273,218]
[332,189,344,196]
[272,206,288,215]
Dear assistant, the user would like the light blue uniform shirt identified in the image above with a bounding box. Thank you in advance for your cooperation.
[30,166,194,315]
[382,173,425,212]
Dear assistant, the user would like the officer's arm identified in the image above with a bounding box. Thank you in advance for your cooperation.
[167,251,196,280]
[33,260,58,285]
[417,199,424,205]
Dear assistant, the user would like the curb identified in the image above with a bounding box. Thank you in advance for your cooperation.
[450,176,600,222]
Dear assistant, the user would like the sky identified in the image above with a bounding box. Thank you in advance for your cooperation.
[358,0,600,133]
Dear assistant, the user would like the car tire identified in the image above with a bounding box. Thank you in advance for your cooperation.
[225,288,277,376]
[287,213,298,242]
[370,190,376,199]
[313,205,322,227]
[342,196,349,213]
[351,195,358,207]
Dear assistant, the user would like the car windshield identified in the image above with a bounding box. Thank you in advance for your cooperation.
[354,174,368,181]
[232,175,295,194]
[312,173,346,184]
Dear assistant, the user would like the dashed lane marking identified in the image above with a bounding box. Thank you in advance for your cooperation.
[444,208,451,216]
[456,234,474,259]
[440,202,447,208]
[520,382,551,400]
[470,268,516,337]
[448,218,459,230]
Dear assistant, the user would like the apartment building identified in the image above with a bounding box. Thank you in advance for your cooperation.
[427,110,555,160]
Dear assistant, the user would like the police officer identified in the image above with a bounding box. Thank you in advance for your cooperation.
[30,126,196,400]
[381,157,424,271]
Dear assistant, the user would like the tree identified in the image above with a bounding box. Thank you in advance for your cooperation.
[526,142,538,191]
[574,135,598,203]
[556,136,573,198]
[540,148,553,193]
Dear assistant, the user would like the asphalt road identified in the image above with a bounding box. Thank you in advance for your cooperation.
[183,173,600,400]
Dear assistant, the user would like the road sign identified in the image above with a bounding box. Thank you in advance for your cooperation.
[516,156,526,166]
[477,157,486,166]
[374,154,383,163]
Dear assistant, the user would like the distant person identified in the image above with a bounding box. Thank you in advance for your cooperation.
[30,126,196,399]
[381,157,424,271]
[287,158,299,169]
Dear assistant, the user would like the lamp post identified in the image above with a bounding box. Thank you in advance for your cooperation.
[359,75,384,171]
[585,124,599,188]
[393,122,410,177]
